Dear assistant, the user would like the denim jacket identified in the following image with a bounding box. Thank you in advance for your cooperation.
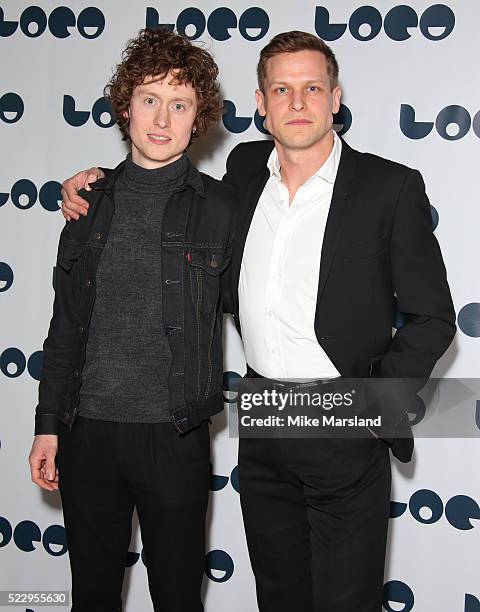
[35,157,237,435]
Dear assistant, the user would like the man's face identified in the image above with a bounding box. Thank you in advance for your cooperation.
[256,50,341,153]
[124,71,198,169]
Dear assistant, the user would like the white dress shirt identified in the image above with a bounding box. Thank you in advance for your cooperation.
[239,131,342,379]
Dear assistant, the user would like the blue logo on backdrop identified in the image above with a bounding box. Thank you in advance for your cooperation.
[222,101,269,135]
[0,6,105,39]
[0,517,67,556]
[205,549,234,582]
[315,4,454,41]
[222,101,352,136]
[390,489,480,530]
[383,580,414,612]
[400,105,480,140]
[210,463,229,491]
[0,348,43,380]
[146,6,269,41]
[457,303,480,338]
[0,92,24,123]
[210,464,240,493]
[465,594,480,612]
[0,180,62,211]
[430,205,439,230]
[63,96,116,128]
[0,262,14,292]
[333,104,352,136]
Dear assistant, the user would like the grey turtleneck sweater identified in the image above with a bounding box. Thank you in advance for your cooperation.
[78,153,188,423]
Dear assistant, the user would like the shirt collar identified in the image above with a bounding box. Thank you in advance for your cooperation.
[267,130,342,185]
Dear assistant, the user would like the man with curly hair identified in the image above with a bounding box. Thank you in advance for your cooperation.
[28,28,236,612]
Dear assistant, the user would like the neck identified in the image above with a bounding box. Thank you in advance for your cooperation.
[275,131,335,203]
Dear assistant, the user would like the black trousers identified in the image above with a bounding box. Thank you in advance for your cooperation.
[238,432,391,612]
[57,416,210,612]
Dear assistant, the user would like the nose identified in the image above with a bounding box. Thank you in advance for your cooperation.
[154,104,169,128]
[290,89,306,112]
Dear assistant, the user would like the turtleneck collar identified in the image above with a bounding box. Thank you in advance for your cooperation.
[122,153,189,194]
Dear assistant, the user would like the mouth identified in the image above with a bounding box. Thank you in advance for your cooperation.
[147,134,172,144]
[286,119,312,126]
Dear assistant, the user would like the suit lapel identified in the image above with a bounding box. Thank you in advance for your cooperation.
[316,140,358,304]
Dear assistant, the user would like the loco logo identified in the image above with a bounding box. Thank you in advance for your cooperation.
[205,549,234,582]
[0,6,105,39]
[0,517,67,556]
[63,95,116,128]
[400,105,480,140]
[223,101,352,136]
[315,4,454,41]
[146,6,269,41]
[0,348,43,380]
[0,262,14,292]
[383,580,414,612]
[0,92,24,123]
[210,463,240,493]
[390,489,480,530]
[465,594,480,612]
[0,180,61,211]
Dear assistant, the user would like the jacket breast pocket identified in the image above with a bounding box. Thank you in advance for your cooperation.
[341,236,388,264]
[57,234,86,272]
[187,249,230,313]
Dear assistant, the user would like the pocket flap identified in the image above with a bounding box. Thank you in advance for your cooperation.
[187,249,230,276]
[57,234,86,272]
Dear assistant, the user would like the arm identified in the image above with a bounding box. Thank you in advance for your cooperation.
[61,166,112,220]
[378,169,456,379]
[29,223,81,490]
[35,225,80,434]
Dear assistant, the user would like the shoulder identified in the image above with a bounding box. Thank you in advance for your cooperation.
[61,185,107,242]
[345,141,422,188]
[200,173,238,211]
[226,139,274,173]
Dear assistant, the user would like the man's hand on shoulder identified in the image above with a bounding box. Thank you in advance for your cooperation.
[28,434,59,491]
[61,167,105,221]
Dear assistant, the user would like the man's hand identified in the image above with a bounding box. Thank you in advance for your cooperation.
[28,435,59,491]
[61,167,104,221]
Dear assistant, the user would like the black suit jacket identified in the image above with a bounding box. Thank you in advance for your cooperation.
[222,138,456,461]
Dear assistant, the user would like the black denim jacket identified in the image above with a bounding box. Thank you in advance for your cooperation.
[35,157,237,435]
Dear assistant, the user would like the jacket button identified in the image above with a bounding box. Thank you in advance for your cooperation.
[85,279,91,287]
[73,370,79,378]
[78,325,85,333]
[94,232,102,240]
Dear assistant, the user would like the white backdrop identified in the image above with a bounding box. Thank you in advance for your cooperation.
[1,1,479,611]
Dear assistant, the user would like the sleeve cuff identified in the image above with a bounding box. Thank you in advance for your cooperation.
[34,413,59,435]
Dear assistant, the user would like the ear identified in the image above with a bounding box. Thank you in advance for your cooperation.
[332,86,341,115]
[255,89,267,117]
[122,109,129,120]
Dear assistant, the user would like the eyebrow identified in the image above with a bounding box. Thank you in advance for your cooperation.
[269,78,328,87]
[136,89,195,104]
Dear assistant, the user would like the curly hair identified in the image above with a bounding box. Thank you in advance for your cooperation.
[104,28,223,142]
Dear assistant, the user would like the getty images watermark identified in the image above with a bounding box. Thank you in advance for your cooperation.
[239,386,379,429]
[225,377,480,440]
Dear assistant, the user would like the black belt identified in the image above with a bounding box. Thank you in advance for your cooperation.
[246,365,341,390]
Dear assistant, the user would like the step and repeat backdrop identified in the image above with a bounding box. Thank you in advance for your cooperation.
[1,1,479,611]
